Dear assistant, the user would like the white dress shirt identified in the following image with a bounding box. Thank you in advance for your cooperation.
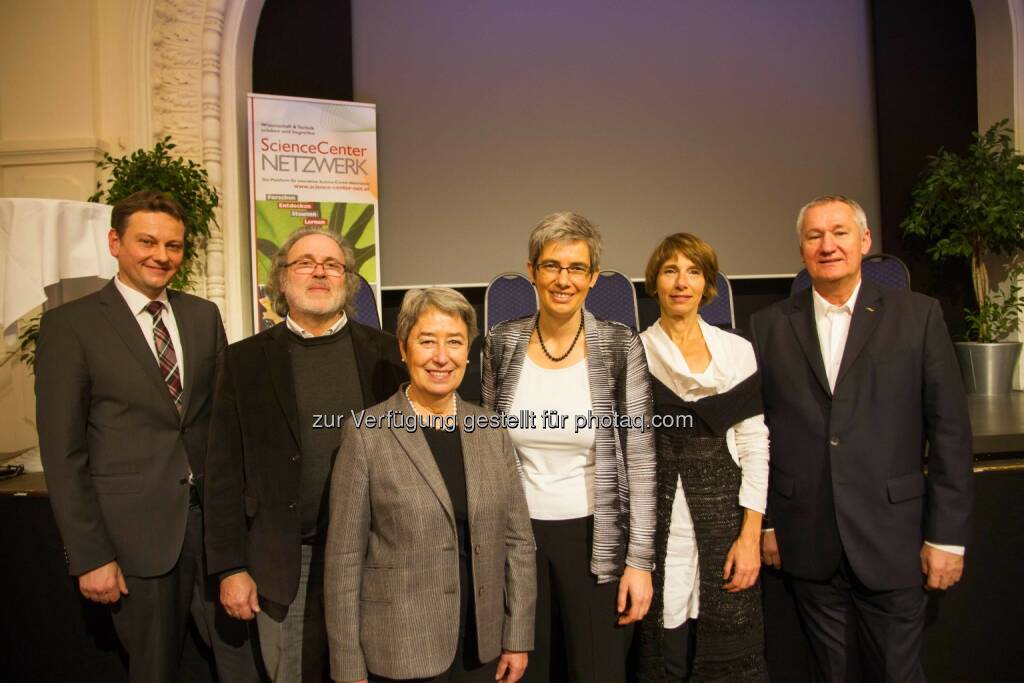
[641,317,770,627]
[811,280,861,393]
[113,275,185,390]
[810,279,963,556]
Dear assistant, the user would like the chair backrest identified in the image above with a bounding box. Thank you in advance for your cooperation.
[863,253,911,289]
[699,271,735,327]
[790,253,911,295]
[586,270,639,329]
[485,272,537,331]
[351,273,381,330]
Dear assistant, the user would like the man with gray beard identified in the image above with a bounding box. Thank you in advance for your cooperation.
[204,228,406,682]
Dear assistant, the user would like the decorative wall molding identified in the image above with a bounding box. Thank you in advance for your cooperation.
[201,0,228,311]
[144,0,259,332]
[151,0,212,299]
[0,138,108,167]
[1006,0,1024,387]
[1011,0,1024,146]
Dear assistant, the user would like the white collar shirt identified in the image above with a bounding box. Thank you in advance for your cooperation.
[113,275,185,390]
[811,279,862,392]
[285,313,348,338]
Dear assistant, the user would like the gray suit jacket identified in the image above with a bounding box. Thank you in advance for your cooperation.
[325,390,536,682]
[35,280,226,577]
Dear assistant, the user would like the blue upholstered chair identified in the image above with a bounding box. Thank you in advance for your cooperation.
[790,253,911,295]
[699,272,735,327]
[351,273,381,330]
[485,272,538,331]
[586,270,639,329]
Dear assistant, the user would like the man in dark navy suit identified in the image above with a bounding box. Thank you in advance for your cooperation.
[750,195,974,682]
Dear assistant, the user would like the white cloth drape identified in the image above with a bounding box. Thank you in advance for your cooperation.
[0,198,115,344]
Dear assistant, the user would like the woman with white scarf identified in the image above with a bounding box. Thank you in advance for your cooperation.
[634,233,769,682]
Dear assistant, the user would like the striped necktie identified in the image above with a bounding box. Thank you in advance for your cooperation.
[145,301,183,413]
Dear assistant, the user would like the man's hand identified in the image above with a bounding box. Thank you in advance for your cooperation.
[723,534,761,592]
[495,650,528,682]
[220,571,261,620]
[616,566,653,625]
[78,560,128,604]
[761,530,781,569]
[920,544,964,590]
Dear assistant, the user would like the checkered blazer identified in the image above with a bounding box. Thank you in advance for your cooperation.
[325,391,536,682]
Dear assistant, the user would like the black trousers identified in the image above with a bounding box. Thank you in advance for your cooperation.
[790,554,927,683]
[523,516,632,683]
[110,502,260,683]
[662,621,695,682]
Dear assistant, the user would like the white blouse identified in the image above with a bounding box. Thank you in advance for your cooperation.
[506,356,598,520]
[640,317,769,628]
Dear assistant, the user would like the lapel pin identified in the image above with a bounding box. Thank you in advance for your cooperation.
[865,306,875,312]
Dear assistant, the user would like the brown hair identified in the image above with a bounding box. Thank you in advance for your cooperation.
[110,190,187,237]
[644,233,719,304]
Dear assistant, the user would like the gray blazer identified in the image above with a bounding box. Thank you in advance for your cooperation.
[325,390,536,682]
[482,309,656,581]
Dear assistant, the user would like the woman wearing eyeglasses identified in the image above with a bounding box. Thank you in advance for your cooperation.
[634,233,769,682]
[482,212,656,682]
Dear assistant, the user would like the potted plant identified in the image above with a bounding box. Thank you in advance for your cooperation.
[15,136,219,370]
[902,119,1024,394]
[89,135,219,290]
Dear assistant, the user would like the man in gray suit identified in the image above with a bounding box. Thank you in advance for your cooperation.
[35,190,259,683]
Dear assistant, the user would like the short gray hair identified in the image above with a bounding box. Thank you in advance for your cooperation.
[396,287,479,347]
[264,228,359,317]
[528,211,603,271]
[795,195,869,241]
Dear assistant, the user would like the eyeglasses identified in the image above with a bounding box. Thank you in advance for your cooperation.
[535,261,592,279]
[286,258,347,277]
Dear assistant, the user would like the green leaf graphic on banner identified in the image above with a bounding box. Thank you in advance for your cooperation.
[254,200,377,285]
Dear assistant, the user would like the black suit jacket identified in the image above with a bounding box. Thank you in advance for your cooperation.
[203,320,406,606]
[749,281,974,590]
[35,280,226,577]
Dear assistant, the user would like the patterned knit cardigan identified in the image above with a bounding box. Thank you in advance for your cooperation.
[481,309,656,582]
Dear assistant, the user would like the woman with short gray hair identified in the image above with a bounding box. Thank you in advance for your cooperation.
[326,287,536,683]
[482,212,656,682]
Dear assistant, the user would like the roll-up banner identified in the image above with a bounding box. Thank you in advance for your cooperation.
[247,93,380,330]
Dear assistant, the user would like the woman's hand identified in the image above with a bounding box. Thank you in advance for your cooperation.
[617,566,653,624]
[496,651,528,682]
[723,508,763,592]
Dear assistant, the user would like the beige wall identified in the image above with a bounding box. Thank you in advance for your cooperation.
[0,0,142,201]
[0,0,141,453]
